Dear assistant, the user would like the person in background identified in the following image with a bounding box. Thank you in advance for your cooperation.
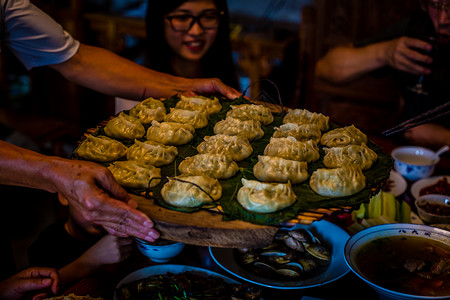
[28,195,134,291]
[315,0,450,149]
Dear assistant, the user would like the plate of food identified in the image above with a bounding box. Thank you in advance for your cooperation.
[410,175,450,199]
[384,170,407,197]
[114,264,261,300]
[209,219,350,289]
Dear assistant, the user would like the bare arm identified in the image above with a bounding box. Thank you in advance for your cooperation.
[0,140,159,241]
[49,44,241,100]
[315,37,433,84]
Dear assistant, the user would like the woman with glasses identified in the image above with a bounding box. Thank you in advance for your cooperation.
[145,0,240,90]
[315,0,450,150]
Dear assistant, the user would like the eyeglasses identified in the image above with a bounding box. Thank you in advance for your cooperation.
[421,0,450,13]
[165,10,224,32]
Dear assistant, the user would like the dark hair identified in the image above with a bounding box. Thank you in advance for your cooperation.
[145,0,240,90]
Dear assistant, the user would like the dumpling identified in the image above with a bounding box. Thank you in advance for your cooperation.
[107,161,161,188]
[129,97,166,124]
[273,123,322,143]
[146,120,195,145]
[237,178,297,213]
[164,107,208,129]
[282,109,329,131]
[161,175,222,208]
[310,166,366,197]
[104,112,145,140]
[197,134,253,161]
[175,95,222,115]
[263,137,320,162]
[126,139,178,167]
[75,135,127,162]
[178,153,239,179]
[213,117,264,141]
[323,143,378,170]
[226,104,274,125]
[253,155,309,184]
[320,125,367,147]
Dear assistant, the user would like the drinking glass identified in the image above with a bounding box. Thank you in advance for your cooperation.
[406,36,436,96]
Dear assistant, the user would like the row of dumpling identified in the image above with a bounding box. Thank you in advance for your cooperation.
[161,103,275,208]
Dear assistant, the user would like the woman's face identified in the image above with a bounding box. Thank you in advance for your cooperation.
[164,0,220,62]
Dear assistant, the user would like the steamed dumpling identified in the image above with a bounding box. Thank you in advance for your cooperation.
[75,135,127,162]
[226,104,274,125]
[164,107,208,129]
[178,153,239,179]
[213,117,264,141]
[104,112,145,140]
[237,178,297,213]
[129,97,166,124]
[175,95,222,115]
[310,166,366,197]
[196,134,253,161]
[273,123,321,143]
[146,120,195,145]
[320,125,367,147]
[107,161,161,188]
[126,140,178,167]
[253,155,309,184]
[323,143,378,170]
[282,109,329,131]
[161,175,222,208]
[263,137,320,162]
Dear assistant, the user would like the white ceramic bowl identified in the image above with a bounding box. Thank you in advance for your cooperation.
[135,238,185,263]
[391,146,438,181]
[415,194,450,224]
[344,223,450,300]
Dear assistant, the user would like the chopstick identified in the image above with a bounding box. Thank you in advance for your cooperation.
[382,101,450,136]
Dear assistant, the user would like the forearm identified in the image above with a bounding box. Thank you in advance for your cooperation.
[315,42,390,84]
[50,44,191,100]
[58,258,100,289]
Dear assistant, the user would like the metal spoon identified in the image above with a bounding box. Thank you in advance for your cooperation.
[432,145,449,164]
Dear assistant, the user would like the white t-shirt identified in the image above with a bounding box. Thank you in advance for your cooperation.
[1,0,80,70]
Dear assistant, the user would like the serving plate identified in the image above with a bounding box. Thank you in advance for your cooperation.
[385,170,407,197]
[114,264,239,300]
[209,219,350,289]
[410,175,450,199]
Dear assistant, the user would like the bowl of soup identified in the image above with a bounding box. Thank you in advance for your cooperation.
[391,146,438,181]
[344,223,450,300]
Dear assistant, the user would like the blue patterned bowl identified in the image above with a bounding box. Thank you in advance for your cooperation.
[391,146,438,181]
[135,238,185,263]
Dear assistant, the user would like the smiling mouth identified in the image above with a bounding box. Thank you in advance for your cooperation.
[184,41,205,51]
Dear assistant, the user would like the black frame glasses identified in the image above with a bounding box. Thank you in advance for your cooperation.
[165,10,224,32]
[421,0,450,12]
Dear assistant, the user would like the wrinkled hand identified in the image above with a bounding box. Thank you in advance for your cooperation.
[51,159,159,242]
[80,235,134,267]
[384,37,433,75]
[181,77,242,100]
[0,267,60,300]
[404,123,450,149]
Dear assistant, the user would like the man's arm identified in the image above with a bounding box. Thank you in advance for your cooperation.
[49,44,241,100]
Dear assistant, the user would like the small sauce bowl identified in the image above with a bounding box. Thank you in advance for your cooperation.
[415,194,450,224]
[391,146,439,181]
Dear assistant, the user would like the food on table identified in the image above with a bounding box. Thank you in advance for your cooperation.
[282,108,329,131]
[178,153,239,179]
[104,112,145,140]
[164,107,209,129]
[128,97,166,124]
[175,94,222,115]
[146,120,195,146]
[226,103,274,125]
[237,178,297,213]
[237,228,331,280]
[116,271,262,300]
[213,116,264,141]
[272,123,322,143]
[355,235,450,296]
[126,139,178,167]
[161,175,222,208]
[196,134,253,162]
[419,177,450,196]
[310,166,366,197]
[323,143,378,170]
[263,137,320,163]
[320,124,367,147]
[74,135,127,162]
[107,161,161,189]
[44,294,103,300]
[253,155,309,184]
[417,199,450,216]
